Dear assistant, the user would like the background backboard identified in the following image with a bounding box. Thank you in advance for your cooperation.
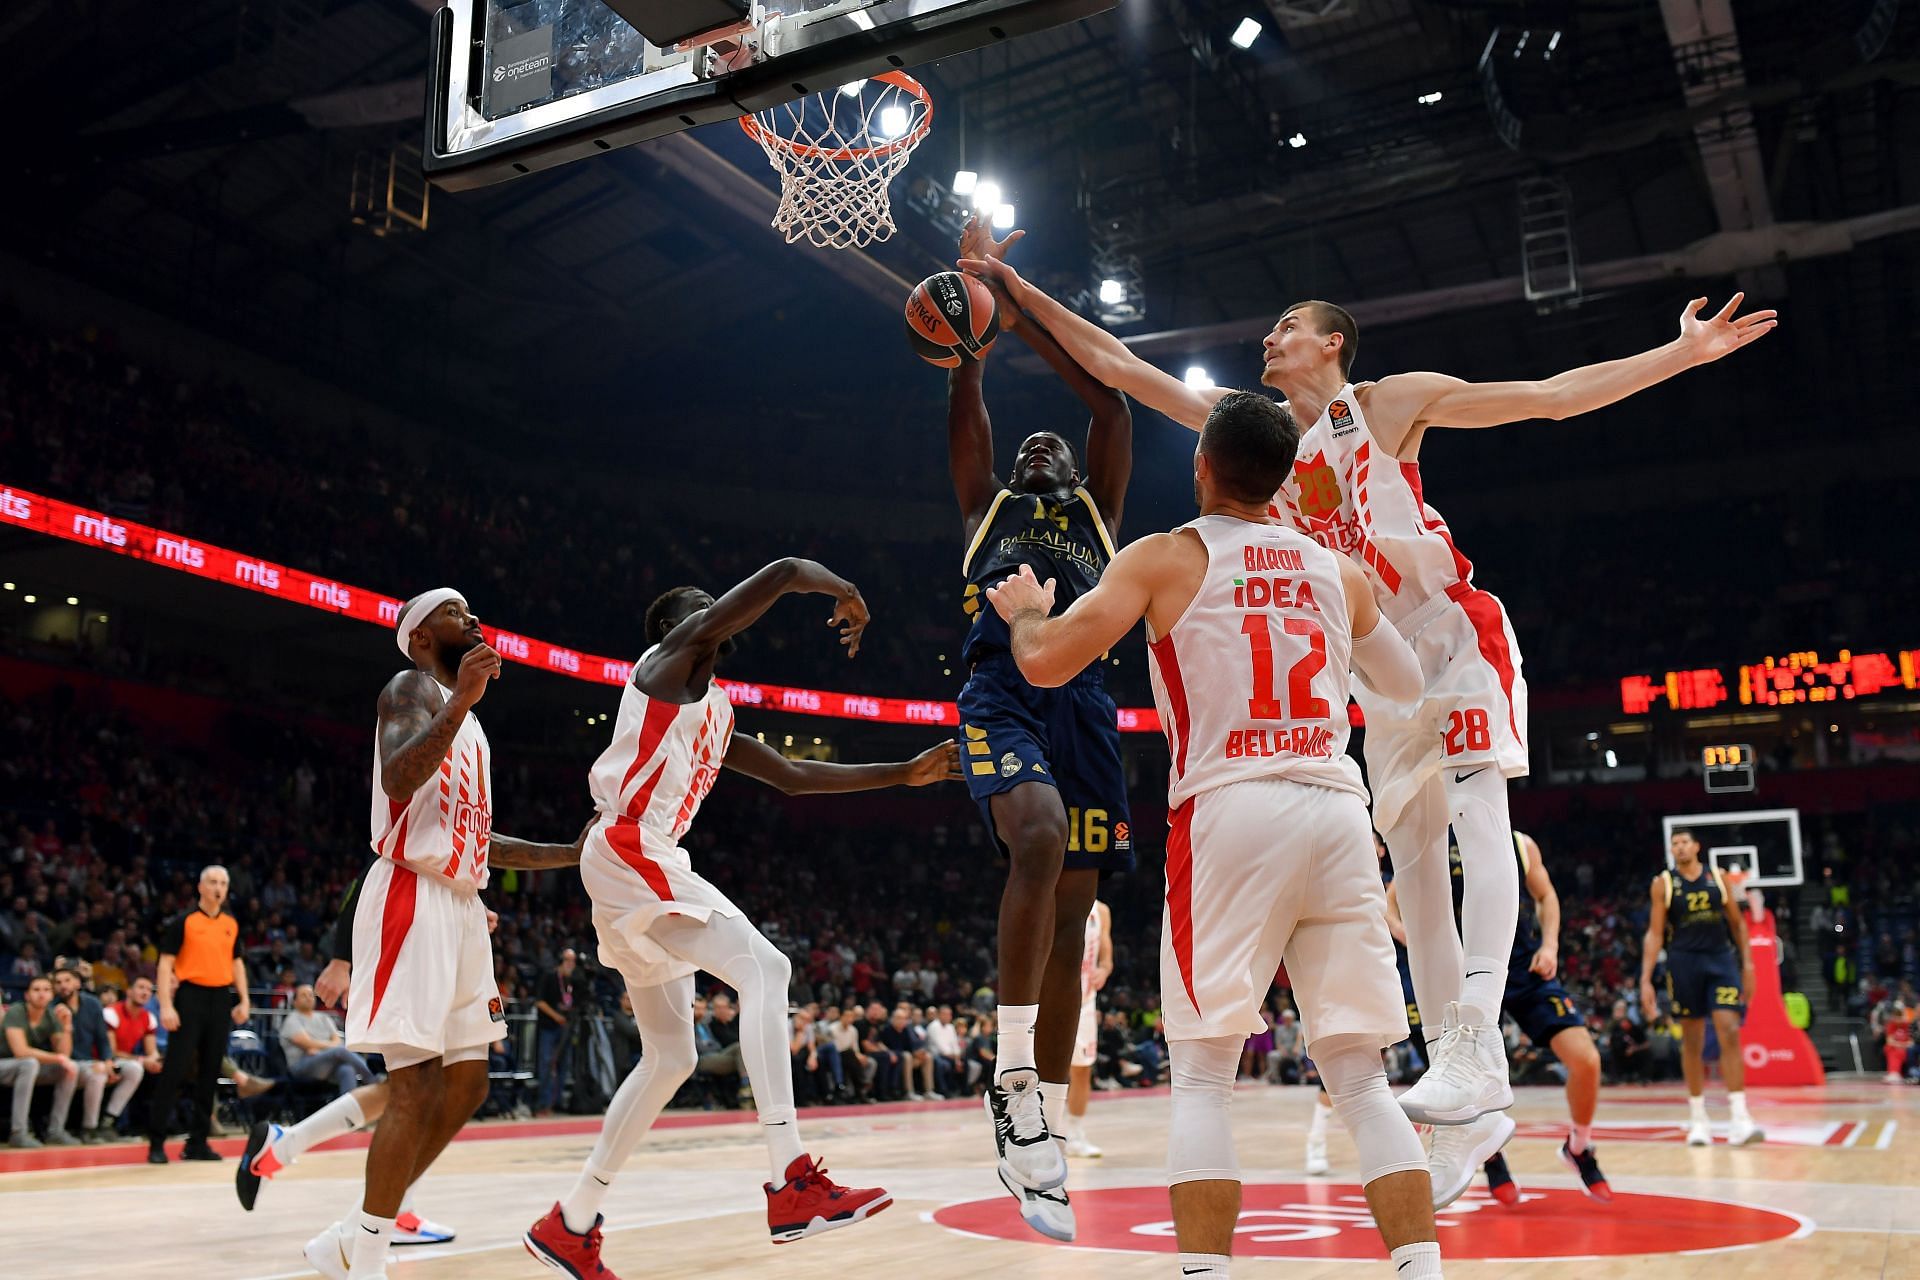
[1662,808,1805,890]
[427,0,1114,189]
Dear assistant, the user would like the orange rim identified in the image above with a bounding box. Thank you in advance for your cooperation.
[739,69,933,162]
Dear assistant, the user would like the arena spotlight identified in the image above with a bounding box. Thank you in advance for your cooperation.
[1185,366,1214,389]
[951,170,978,196]
[992,202,1016,229]
[1604,750,1619,768]
[1,582,11,590]
[22,594,35,603]
[971,180,1002,212]
[1418,90,1443,105]
[839,79,867,97]
[1099,278,1126,305]
[877,104,909,139]
[66,596,78,605]
[1230,17,1261,48]
[1288,132,1308,148]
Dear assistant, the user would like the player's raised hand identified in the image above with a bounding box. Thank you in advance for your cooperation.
[959,211,1024,263]
[957,253,1028,309]
[1677,292,1777,364]
[985,563,1057,621]
[904,740,963,786]
[828,587,869,658]
[454,642,502,706]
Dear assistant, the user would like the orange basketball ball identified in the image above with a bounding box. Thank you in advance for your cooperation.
[905,271,1000,368]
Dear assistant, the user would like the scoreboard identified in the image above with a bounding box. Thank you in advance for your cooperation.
[1621,647,1920,714]
[1702,743,1756,795]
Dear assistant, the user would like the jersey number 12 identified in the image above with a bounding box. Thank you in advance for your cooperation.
[1241,616,1329,721]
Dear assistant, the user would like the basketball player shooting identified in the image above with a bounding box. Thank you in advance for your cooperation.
[947,213,1135,1242]
[322,590,587,1280]
[1641,828,1763,1147]
[987,392,1442,1280]
[959,239,1775,1190]
[523,558,962,1277]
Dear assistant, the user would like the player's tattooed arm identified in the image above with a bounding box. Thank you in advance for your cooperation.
[490,816,595,870]
[723,734,961,794]
[377,664,491,799]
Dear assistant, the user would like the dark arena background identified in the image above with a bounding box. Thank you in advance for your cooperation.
[1,1,1917,1277]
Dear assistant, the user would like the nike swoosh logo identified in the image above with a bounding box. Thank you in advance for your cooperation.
[361,1225,380,1234]
[1398,1261,1414,1273]
[1183,1270,1210,1276]
[1453,766,1489,783]
[1466,970,1491,978]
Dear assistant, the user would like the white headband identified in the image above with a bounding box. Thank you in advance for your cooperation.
[396,588,468,658]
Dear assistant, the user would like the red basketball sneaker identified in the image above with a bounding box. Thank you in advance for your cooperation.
[525,1203,619,1279]
[1483,1152,1521,1206]
[765,1154,893,1244]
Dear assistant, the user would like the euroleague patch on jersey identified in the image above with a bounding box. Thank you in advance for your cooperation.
[934,1184,1806,1258]
[1328,398,1356,436]
[487,996,506,1023]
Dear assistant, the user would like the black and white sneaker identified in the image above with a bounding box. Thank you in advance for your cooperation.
[984,1068,1067,1191]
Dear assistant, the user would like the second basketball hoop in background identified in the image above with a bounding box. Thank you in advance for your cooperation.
[740,70,932,250]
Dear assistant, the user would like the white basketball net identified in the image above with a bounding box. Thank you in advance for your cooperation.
[741,71,932,250]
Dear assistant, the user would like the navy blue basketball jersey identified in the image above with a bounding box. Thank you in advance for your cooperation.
[961,486,1117,665]
[1664,867,1735,955]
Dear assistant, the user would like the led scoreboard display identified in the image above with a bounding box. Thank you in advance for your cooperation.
[1621,649,1920,714]
[1703,743,1756,795]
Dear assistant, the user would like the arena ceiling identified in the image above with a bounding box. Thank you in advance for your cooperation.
[7,0,1919,442]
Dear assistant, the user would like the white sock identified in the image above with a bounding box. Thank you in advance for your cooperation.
[1177,1251,1231,1278]
[1459,958,1505,1030]
[562,1162,613,1234]
[274,1092,365,1164]
[997,1004,1038,1075]
[1039,1079,1067,1133]
[1567,1122,1592,1155]
[1728,1090,1750,1122]
[1390,1240,1443,1277]
[398,1184,416,1217]
[1689,1095,1709,1124]
[349,1212,395,1278]
[764,1113,805,1182]
[1308,1101,1330,1141]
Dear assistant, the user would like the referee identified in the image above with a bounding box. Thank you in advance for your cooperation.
[148,864,250,1164]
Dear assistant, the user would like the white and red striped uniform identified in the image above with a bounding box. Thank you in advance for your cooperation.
[580,656,747,990]
[1271,384,1528,830]
[349,679,503,1065]
[1145,516,1406,1050]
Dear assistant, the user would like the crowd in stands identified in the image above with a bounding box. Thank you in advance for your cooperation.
[5,307,1911,709]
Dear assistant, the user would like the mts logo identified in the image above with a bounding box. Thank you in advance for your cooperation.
[548,648,581,673]
[309,581,350,610]
[1232,575,1320,610]
[904,702,947,722]
[841,696,881,718]
[728,684,765,707]
[72,513,128,547]
[492,632,530,660]
[601,661,632,684]
[378,600,402,625]
[235,560,281,589]
[1243,545,1306,573]
[155,536,205,569]
[782,689,822,712]
[0,489,30,521]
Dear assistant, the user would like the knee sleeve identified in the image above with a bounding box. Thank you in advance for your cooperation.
[1167,1035,1241,1186]
[1315,1035,1426,1186]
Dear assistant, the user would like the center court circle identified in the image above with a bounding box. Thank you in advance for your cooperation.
[932,1182,1807,1259]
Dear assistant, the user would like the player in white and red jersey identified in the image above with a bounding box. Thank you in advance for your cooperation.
[959,233,1775,1184]
[1062,898,1110,1157]
[295,588,585,1280]
[988,393,1443,1280]
[524,558,961,1277]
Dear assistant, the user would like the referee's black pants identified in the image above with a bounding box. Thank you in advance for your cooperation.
[148,982,232,1146]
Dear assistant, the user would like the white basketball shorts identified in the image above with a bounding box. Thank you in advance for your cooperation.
[347,858,503,1067]
[1356,582,1529,831]
[581,816,747,991]
[1160,777,1407,1052]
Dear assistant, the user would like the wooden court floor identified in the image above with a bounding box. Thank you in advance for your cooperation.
[2,1080,1913,1279]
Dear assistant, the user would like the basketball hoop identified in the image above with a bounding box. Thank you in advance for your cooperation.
[740,70,932,250]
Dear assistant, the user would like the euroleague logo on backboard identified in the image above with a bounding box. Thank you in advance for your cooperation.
[932,1183,1805,1260]
[493,52,552,83]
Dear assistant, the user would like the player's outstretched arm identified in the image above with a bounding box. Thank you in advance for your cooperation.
[723,735,961,795]
[948,360,999,537]
[959,254,1226,431]
[987,538,1161,688]
[1523,834,1562,980]
[1367,293,1778,453]
[641,558,868,698]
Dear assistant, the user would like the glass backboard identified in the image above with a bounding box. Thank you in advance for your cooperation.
[1662,808,1805,889]
[426,0,1114,189]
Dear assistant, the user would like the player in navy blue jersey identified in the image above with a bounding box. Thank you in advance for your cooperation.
[948,215,1134,1242]
[1641,828,1763,1147]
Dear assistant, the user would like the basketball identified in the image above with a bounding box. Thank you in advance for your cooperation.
[904,271,1000,368]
